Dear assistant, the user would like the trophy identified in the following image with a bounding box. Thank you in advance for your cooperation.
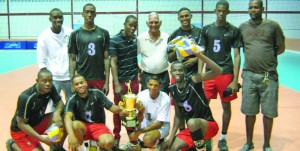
[118,81,141,128]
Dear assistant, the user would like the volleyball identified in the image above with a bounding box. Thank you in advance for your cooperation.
[45,123,64,142]
[168,36,204,61]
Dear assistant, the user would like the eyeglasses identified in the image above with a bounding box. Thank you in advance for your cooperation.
[148,21,160,25]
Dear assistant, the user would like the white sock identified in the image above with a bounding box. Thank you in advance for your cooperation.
[219,134,226,141]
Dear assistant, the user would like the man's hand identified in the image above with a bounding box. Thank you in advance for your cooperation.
[114,84,123,100]
[162,139,172,151]
[68,135,81,151]
[52,112,63,128]
[129,130,142,141]
[183,57,197,68]
[135,101,144,112]
[103,83,109,95]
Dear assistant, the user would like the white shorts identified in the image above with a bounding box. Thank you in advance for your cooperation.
[141,120,170,139]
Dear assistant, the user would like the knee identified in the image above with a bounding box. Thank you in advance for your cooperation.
[170,143,182,151]
[143,135,156,148]
[187,119,199,130]
[98,135,114,150]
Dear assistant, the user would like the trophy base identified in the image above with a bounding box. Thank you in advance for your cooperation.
[122,117,138,128]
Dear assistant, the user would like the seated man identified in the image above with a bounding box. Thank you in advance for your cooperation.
[6,68,65,151]
[120,75,171,151]
[64,74,126,151]
[164,44,223,150]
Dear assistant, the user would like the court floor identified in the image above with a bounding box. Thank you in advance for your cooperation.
[0,50,299,150]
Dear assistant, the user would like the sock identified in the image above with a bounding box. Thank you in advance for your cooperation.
[219,134,227,141]
[190,128,204,148]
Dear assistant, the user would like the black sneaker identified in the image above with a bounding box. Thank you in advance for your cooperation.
[218,139,228,151]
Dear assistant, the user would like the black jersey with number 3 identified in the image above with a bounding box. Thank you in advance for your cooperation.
[68,26,110,80]
[65,89,113,124]
[169,78,215,122]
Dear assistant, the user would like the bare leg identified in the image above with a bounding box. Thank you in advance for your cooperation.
[221,101,231,135]
[263,116,273,147]
[245,115,256,144]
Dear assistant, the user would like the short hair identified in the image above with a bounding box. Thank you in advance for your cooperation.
[147,75,161,84]
[125,15,137,23]
[177,7,191,15]
[216,0,229,9]
[49,8,62,16]
[72,74,85,83]
[83,3,96,12]
[37,68,52,79]
[250,0,263,7]
[148,12,160,21]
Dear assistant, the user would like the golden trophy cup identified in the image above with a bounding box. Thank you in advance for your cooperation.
[118,81,141,128]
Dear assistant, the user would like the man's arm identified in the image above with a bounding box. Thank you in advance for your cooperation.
[103,51,110,95]
[110,55,122,97]
[69,53,77,80]
[17,117,52,145]
[36,36,48,69]
[276,43,285,55]
[64,112,81,150]
[52,100,64,127]
[229,47,241,93]
[193,50,223,82]
[164,102,183,150]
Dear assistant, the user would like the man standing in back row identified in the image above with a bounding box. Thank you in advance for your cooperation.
[109,15,139,149]
[239,0,285,151]
[138,12,170,94]
[69,3,110,95]
[37,8,73,110]
[199,0,242,150]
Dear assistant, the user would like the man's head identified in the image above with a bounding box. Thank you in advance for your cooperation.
[124,15,137,38]
[146,75,162,98]
[248,0,264,20]
[72,74,88,95]
[147,12,161,34]
[49,8,63,31]
[177,7,192,28]
[171,61,186,83]
[215,0,230,22]
[36,68,53,94]
[82,3,96,25]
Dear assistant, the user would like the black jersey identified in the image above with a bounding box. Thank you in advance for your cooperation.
[68,26,110,80]
[109,30,138,82]
[169,78,215,122]
[200,22,242,74]
[65,89,113,124]
[10,84,61,132]
[168,26,202,77]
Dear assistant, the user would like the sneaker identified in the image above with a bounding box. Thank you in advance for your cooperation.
[240,143,254,151]
[119,142,141,151]
[112,140,120,150]
[218,139,228,151]
[6,139,14,151]
[263,146,273,151]
[205,138,212,151]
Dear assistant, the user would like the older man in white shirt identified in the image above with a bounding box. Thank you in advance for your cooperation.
[138,12,170,94]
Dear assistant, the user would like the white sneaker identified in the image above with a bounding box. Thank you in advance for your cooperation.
[119,142,141,151]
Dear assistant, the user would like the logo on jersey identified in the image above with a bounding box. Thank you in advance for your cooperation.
[183,100,192,112]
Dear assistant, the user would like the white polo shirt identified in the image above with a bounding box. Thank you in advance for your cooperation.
[137,31,169,74]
